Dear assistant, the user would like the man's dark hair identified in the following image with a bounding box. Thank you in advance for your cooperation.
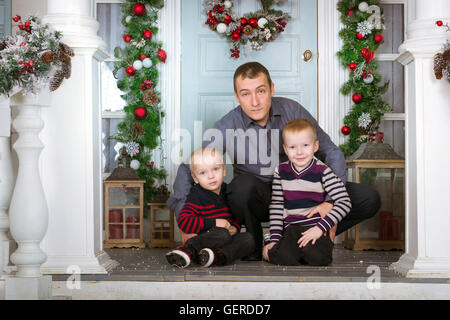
[233,62,272,93]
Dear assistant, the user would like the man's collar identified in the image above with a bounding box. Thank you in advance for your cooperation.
[240,97,281,128]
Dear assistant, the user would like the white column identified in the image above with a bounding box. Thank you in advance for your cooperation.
[0,97,14,276]
[39,0,118,274]
[390,0,450,278]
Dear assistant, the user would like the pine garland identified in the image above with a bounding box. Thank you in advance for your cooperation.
[110,0,168,203]
[337,0,393,157]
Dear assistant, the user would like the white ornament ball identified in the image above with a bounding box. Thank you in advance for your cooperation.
[224,1,232,9]
[258,18,268,28]
[130,160,140,170]
[358,2,369,12]
[363,74,374,84]
[125,16,132,23]
[142,58,152,68]
[133,60,143,70]
[216,23,227,34]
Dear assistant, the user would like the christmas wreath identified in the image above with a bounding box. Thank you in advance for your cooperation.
[110,0,168,203]
[203,0,291,58]
[337,0,393,157]
[0,15,74,96]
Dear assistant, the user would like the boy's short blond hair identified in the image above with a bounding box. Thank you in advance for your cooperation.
[189,146,224,173]
[282,118,317,142]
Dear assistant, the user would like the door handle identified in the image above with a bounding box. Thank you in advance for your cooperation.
[302,50,313,62]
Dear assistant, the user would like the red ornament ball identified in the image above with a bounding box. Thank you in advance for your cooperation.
[346,9,354,16]
[352,93,363,104]
[231,32,241,41]
[126,66,136,76]
[132,3,146,16]
[157,48,167,63]
[134,106,147,120]
[24,21,30,27]
[123,34,132,43]
[374,34,384,44]
[249,18,258,27]
[436,20,443,27]
[143,29,152,40]
[341,126,351,136]
[356,32,365,40]
[240,17,248,25]
[12,15,20,22]
[349,62,357,71]
[224,14,232,24]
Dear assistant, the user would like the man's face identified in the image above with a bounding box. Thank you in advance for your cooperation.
[234,73,274,127]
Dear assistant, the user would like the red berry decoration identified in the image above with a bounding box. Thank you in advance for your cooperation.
[143,29,152,40]
[134,106,147,120]
[249,18,258,27]
[341,126,351,136]
[436,20,443,27]
[349,62,357,71]
[346,9,354,16]
[352,93,363,104]
[374,34,384,44]
[139,54,147,60]
[123,34,132,43]
[126,66,136,76]
[132,3,146,16]
[157,48,167,63]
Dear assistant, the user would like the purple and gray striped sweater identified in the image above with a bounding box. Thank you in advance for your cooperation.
[269,158,352,242]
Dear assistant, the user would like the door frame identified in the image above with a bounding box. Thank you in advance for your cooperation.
[158,0,366,190]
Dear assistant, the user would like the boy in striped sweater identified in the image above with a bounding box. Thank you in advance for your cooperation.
[263,119,352,266]
[166,147,254,268]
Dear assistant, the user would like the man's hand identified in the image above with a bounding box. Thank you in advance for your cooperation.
[297,226,323,248]
[307,202,333,219]
[227,225,238,236]
[180,231,197,244]
[216,219,231,229]
[263,242,276,261]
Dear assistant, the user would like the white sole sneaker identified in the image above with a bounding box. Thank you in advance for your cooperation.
[199,248,215,268]
[165,249,191,268]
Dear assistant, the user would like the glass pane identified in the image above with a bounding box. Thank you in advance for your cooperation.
[379,4,404,54]
[380,120,405,158]
[126,208,140,239]
[102,118,125,173]
[108,187,141,206]
[357,168,405,242]
[101,61,127,112]
[97,3,126,57]
[378,61,405,113]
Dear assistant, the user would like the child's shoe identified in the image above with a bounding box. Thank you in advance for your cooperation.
[166,244,197,268]
[198,248,227,267]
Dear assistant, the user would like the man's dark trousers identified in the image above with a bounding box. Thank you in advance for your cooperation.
[227,174,381,258]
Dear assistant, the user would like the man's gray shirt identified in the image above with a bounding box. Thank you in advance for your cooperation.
[167,97,346,217]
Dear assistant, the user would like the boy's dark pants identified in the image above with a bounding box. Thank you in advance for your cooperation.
[185,227,255,264]
[268,225,334,266]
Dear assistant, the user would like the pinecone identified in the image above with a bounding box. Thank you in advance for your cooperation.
[59,42,75,57]
[41,51,55,64]
[59,51,71,66]
[50,70,65,91]
[243,25,254,35]
[434,52,445,80]
[143,89,159,106]
[61,62,71,79]
[132,121,146,135]
[209,23,217,31]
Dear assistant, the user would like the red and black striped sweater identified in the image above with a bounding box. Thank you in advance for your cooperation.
[177,183,241,234]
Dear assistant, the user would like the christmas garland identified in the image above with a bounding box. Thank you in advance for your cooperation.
[111,0,168,203]
[434,20,450,83]
[337,0,392,157]
[203,0,290,58]
[0,15,74,96]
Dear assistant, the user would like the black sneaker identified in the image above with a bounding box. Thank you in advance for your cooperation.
[165,244,197,268]
[198,248,227,267]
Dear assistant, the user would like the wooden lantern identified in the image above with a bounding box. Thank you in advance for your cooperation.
[103,167,146,248]
[147,202,175,248]
[343,135,405,251]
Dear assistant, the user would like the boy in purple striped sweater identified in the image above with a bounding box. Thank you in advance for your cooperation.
[263,119,352,266]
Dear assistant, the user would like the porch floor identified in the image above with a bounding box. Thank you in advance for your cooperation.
[53,245,447,283]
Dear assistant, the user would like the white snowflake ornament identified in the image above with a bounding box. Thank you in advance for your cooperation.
[126,141,140,157]
[357,21,373,36]
[358,113,372,129]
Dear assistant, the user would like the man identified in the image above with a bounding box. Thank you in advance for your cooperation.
[167,62,381,261]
